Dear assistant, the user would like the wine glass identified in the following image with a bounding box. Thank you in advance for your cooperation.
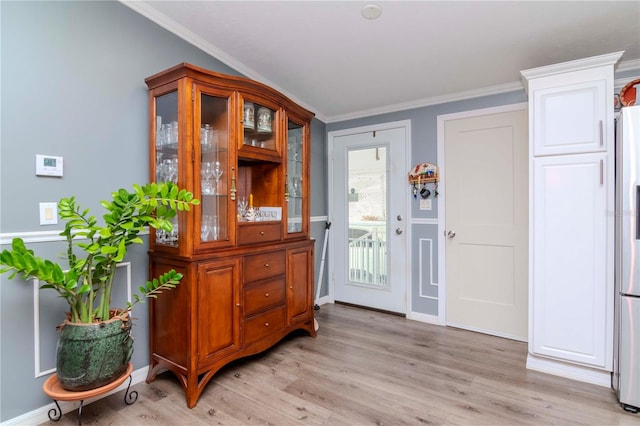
[237,196,247,220]
[201,215,213,241]
[212,161,223,194]
[291,177,300,197]
[167,158,178,183]
[201,162,214,195]
[160,158,178,183]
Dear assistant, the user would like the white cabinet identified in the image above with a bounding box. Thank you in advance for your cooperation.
[532,153,610,367]
[521,52,622,385]
[531,76,607,156]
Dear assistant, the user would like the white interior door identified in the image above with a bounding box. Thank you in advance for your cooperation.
[443,106,528,340]
[329,124,409,314]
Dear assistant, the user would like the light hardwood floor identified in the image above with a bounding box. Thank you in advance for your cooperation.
[42,303,637,425]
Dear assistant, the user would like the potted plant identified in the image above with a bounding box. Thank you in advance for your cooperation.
[0,182,199,391]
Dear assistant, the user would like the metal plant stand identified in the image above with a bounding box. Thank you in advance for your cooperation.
[43,363,137,425]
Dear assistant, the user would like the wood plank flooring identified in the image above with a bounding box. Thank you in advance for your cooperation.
[41,303,637,425]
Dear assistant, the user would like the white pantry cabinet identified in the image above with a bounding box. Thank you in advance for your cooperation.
[521,51,622,385]
[532,153,609,366]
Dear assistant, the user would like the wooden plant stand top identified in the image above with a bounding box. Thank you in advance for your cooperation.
[42,363,137,425]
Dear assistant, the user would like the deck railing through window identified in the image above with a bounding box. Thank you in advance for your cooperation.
[348,232,387,286]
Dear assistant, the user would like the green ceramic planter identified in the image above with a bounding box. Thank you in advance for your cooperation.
[55,314,133,391]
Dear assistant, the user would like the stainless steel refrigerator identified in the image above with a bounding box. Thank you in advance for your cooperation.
[613,105,640,413]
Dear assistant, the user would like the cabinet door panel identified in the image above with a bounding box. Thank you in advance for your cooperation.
[532,153,612,368]
[197,259,241,362]
[196,85,234,249]
[287,246,313,323]
[149,261,190,367]
[533,79,606,156]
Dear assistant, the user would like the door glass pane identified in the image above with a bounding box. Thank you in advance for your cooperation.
[200,93,229,243]
[242,101,276,151]
[287,120,303,233]
[154,91,179,246]
[347,147,388,287]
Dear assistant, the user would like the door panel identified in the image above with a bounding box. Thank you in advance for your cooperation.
[532,153,608,365]
[444,108,528,340]
[330,126,408,314]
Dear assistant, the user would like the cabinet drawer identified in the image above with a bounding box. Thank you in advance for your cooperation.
[243,250,285,283]
[238,222,282,245]
[244,307,285,345]
[243,277,285,317]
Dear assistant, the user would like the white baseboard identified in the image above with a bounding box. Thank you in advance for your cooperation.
[407,311,443,325]
[526,353,611,387]
[1,366,149,426]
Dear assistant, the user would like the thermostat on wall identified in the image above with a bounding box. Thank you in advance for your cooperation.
[35,154,63,177]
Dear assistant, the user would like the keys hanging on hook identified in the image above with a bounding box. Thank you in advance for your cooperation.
[412,183,418,199]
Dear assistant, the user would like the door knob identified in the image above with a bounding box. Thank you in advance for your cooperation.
[395,228,403,235]
[447,230,456,239]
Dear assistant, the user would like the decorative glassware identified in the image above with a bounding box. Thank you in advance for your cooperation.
[243,102,255,129]
[201,162,214,195]
[201,215,218,241]
[257,107,272,133]
[212,161,223,194]
[237,196,247,221]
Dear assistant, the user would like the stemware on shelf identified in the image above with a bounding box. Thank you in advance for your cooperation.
[201,162,214,195]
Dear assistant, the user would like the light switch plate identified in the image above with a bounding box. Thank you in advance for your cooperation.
[39,202,58,225]
[419,199,432,210]
[35,154,63,177]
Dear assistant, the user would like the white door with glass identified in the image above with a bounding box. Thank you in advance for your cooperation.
[329,123,409,314]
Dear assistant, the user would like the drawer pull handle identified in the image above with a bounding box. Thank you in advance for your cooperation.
[289,286,293,289]
[264,263,270,268]
[236,303,240,307]
[259,231,265,236]
[264,322,270,327]
[265,293,270,297]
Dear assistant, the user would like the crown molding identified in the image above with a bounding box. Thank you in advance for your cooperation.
[325,81,524,123]
[521,51,624,81]
[617,58,640,73]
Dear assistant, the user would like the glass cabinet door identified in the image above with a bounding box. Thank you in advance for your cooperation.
[199,91,231,245]
[286,120,304,234]
[241,99,277,152]
[154,90,180,246]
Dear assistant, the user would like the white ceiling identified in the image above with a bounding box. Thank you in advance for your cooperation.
[122,1,640,123]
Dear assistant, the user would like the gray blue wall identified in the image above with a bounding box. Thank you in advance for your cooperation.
[326,92,527,315]
[0,1,326,421]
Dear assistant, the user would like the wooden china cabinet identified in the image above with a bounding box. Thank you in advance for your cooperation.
[144,63,316,408]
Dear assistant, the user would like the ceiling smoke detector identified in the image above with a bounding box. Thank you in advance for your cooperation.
[361,4,382,20]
